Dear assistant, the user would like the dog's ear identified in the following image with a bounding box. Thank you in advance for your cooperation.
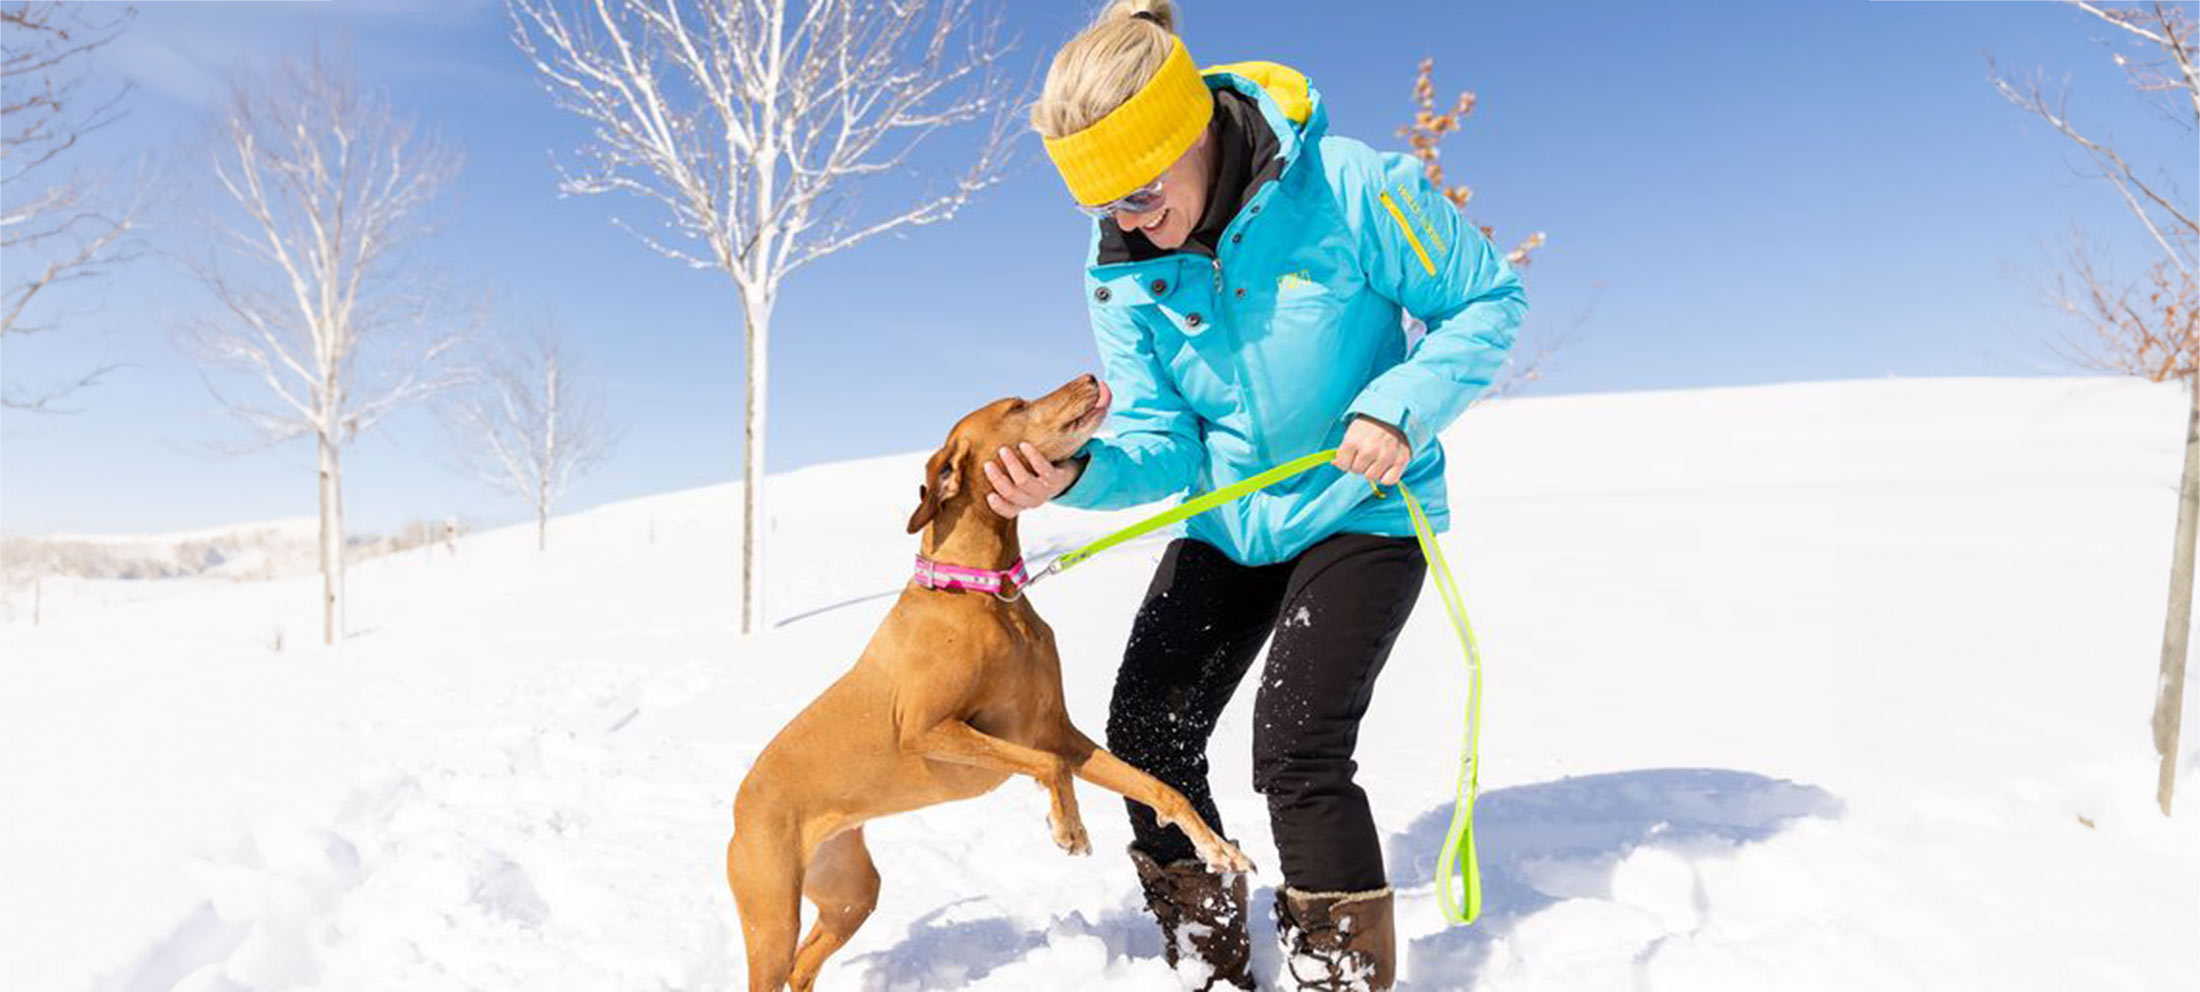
[905,439,966,534]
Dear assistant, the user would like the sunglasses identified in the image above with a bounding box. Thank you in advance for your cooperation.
[1075,175,1168,219]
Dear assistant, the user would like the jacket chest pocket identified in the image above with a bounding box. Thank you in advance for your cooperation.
[1260,233,1360,330]
[1253,240,1369,411]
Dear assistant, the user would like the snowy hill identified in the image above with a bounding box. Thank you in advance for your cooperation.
[0,515,463,625]
[0,517,321,595]
[2,376,2196,991]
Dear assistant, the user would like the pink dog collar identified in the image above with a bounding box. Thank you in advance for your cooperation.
[913,554,1029,595]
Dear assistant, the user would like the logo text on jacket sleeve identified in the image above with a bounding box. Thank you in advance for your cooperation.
[1379,186,1444,277]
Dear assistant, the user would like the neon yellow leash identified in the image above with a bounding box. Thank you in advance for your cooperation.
[1006,448,1485,926]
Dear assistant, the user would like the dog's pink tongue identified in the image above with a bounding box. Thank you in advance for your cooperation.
[1094,378,1112,415]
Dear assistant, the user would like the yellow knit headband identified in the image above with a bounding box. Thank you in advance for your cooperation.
[1042,37,1215,207]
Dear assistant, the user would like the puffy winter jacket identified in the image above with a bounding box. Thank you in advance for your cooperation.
[1056,61,1527,565]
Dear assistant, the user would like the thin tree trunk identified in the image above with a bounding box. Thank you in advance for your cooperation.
[741,4,781,638]
[336,453,346,638]
[740,289,772,635]
[317,431,346,646]
[542,361,557,554]
[2155,375,2199,815]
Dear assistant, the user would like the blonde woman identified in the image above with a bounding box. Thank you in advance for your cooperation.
[986,2,1526,987]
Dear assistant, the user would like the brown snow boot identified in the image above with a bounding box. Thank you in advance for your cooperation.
[1275,885,1397,991]
[1128,845,1254,991]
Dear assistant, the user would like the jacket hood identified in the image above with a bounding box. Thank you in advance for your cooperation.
[1093,61,1327,265]
[1202,60,1327,151]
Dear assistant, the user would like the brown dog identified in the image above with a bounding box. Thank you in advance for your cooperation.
[726,373,1253,992]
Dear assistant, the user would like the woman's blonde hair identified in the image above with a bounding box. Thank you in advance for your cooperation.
[1030,0,1183,139]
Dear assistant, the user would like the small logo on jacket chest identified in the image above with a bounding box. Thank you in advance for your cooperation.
[1277,269,1319,295]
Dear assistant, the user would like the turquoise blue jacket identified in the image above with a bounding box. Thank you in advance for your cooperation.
[1056,63,1528,566]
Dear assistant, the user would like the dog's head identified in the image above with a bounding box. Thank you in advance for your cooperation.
[906,373,1112,535]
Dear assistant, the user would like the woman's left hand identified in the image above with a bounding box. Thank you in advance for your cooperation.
[1335,415,1412,487]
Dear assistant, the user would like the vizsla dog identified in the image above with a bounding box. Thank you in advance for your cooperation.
[726,373,1253,992]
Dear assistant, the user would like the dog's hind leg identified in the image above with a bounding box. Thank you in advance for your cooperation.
[788,826,880,992]
[728,820,805,992]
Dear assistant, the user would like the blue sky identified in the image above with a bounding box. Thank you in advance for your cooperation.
[2,0,2191,536]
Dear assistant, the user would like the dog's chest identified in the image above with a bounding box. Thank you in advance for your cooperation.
[966,612,1066,743]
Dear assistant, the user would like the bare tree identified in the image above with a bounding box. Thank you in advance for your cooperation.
[1478,285,1600,404]
[508,0,1015,634]
[1,1,145,411]
[443,326,617,552]
[1991,1,2198,815]
[179,53,467,646]
[1397,57,1562,399]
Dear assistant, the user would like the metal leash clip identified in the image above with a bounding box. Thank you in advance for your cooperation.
[992,557,1062,603]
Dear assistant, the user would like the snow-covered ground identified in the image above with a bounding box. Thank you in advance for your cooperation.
[3,376,2196,991]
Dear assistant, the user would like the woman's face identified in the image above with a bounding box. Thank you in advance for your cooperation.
[1112,129,1212,251]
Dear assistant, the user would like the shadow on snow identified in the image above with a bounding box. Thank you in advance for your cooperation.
[1390,767,1844,988]
[833,767,1841,990]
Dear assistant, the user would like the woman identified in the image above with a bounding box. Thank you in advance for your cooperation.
[985,2,1526,987]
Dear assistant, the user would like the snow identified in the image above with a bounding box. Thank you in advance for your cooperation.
[3,376,2197,991]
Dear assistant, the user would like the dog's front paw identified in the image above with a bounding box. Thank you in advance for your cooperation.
[1050,812,1092,856]
[1195,835,1254,875]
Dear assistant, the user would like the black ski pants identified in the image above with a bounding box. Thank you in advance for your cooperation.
[1106,532,1425,893]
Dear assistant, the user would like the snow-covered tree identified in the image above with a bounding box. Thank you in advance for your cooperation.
[1991,1,2198,815]
[443,326,617,553]
[1,1,145,411]
[507,0,1015,634]
[178,52,467,646]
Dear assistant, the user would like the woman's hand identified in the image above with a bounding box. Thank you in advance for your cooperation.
[983,443,1083,518]
[1335,415,1412,487]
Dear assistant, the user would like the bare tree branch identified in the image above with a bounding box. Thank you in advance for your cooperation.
[508,0,1017,631]
[1,2,146,411]
[2074,0,2200,132]
[0,351,128,413]
[1989,53,2198,272]
[0,3,135,186]
[1482,284,1601,403]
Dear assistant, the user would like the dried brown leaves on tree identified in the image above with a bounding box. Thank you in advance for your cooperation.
[1397,58,1545,268]
[2039,229,2200,383]
[1397,58,1566,400]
